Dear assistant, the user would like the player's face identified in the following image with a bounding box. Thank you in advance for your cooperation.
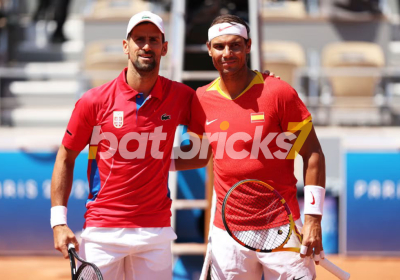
[207,35,251,75]
[123,23,168,73]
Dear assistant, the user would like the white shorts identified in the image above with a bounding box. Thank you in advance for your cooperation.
[209,220,316,280]
[79,227,177,280]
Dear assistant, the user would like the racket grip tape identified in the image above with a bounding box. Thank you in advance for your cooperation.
[320,258,350,280]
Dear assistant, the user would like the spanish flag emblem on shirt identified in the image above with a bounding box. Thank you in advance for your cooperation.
[251,112,265,123]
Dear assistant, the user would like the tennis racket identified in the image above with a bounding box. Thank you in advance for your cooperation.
[68,243,104,280]
[222,179,350,280]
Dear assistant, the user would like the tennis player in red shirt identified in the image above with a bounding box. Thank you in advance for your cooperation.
[173,14,326,280]
[50,11,195,280]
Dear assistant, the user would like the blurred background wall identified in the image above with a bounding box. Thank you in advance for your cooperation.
[0,0,400,279]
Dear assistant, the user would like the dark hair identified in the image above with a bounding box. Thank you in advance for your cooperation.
[210,14,250,42]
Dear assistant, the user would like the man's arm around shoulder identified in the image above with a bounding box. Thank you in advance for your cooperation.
[173,134,212,171]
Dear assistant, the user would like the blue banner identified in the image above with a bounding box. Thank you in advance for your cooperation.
[0,151,89,254]
[346,152,400,254]
[0,149,208,279]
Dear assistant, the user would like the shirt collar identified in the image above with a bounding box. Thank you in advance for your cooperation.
[117,68,163,100]
[206,71,264,100]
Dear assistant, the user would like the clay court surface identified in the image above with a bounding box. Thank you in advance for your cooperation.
[1,255,399,279]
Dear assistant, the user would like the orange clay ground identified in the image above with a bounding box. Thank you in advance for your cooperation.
[0,255,399,279]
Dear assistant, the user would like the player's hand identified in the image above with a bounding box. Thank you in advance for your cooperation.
[53,224,79,259]
[300,214,323,265]
[263,70,280,79]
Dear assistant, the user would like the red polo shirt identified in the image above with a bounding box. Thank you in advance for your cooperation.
[62,68,194,228]
[189,71,311,229]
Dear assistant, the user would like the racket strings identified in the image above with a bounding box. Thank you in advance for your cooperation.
[225,182,291,250]
[77,265,100,280]
[233,224,290,250]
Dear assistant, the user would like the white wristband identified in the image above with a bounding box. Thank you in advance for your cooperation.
[50,206,68,228]
[304,185,325,215]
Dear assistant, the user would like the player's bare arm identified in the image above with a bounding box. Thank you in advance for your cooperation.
[51,144,80,258]
[173,135,212,171]
[297,125,326,264]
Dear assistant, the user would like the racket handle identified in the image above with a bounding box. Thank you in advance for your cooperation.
[200,243,212,280]
[68,243,75,251]
[68,243,77,280]
[320,258,350,280]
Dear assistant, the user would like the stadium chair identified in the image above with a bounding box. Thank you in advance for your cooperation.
[261,0,307,20]
[89,0,150,19]
[262,41,306,86]
[5,79,78,127]
[84,40,127,88]
[321,41,387,125]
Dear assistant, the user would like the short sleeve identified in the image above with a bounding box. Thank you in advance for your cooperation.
[62,93,98,152]
[188,91,207,136]
[271,80,311,132]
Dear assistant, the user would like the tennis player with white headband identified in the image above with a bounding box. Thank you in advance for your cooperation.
[173,14,327,279]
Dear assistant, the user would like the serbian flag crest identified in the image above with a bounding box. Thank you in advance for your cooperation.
[113,111,124,128]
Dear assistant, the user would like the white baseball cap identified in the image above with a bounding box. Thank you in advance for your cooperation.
[126,11,165,38]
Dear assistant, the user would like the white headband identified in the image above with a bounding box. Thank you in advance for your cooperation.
[208,22,248,42]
